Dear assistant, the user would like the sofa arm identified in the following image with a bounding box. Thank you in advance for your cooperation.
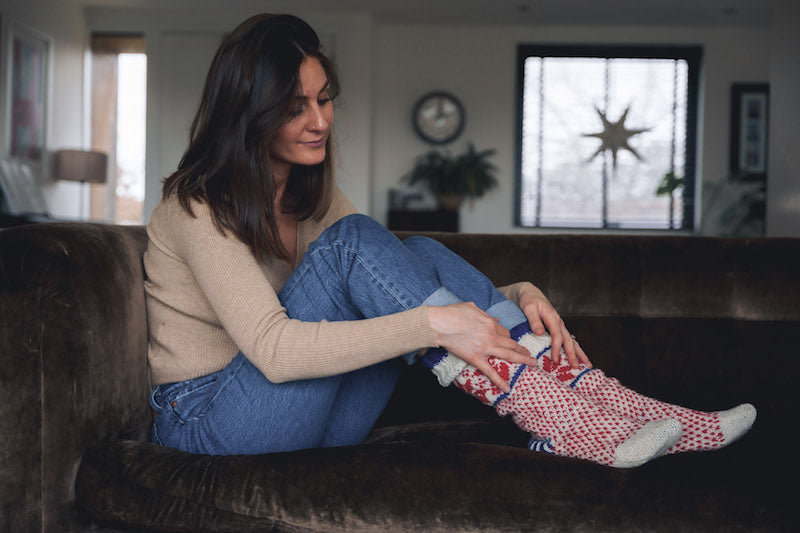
[0,222,152,532]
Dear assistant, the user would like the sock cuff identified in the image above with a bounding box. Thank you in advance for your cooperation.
[420,348,467,386]
[516,331,553,361]
[433,355,468,386]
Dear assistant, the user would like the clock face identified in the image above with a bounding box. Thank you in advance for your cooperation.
[413,92,465,144]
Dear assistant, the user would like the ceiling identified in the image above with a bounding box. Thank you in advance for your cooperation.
[74,0,774,27]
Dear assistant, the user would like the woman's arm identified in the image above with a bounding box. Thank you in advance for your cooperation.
[156,195,540,389]
[159,198,438,383]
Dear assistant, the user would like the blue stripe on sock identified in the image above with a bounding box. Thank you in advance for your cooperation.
[509,322,532,341]
[420,347,447,370]
[535,345,551,361]
[492,363,528,406]
[569,368,595,389]
[528,436,554,454]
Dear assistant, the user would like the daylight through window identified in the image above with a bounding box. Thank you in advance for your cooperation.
[516,46,700,230]
[91,34,146,224]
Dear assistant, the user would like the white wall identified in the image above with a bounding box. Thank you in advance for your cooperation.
[0,0,88,218]
[4,3,795,235]
[766,0,800,237]
[371,23,772,234]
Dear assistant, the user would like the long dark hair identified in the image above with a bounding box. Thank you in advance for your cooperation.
[162,14,340,262]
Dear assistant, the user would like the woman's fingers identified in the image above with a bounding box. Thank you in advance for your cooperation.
[550,325,565,364]
[573,338,593,368]
[470,336,538,392]
[473,358,510,393]
[517,287,595,369]
[562,324,577,367]
[498,338,533,362]
[527,314,546,335]
[558,332,593,369]
[539,310,566,362]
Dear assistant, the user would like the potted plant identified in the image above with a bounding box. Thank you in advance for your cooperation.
[404,143,499,211]
[655,170,685,229]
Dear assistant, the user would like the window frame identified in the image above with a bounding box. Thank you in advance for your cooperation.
[514,44,702,231]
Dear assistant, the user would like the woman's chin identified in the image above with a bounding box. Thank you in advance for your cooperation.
[298,151,327,167]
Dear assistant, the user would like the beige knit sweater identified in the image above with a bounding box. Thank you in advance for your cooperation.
[144,187,527,386]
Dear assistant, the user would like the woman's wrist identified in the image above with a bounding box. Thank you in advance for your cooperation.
[426,305,446,347]
[518,282,549,306]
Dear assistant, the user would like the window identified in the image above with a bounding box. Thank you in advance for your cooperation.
[515,45,701,230]
[90,34,147,224]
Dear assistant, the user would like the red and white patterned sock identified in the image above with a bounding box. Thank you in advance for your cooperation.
[454,358,681,467]
[517,333,757,454]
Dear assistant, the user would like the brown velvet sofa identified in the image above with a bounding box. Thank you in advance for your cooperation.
[1,221,795,532]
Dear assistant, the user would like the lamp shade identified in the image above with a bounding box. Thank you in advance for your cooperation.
[54,150,108,184]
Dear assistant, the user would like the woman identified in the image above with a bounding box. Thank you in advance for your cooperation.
[145,13,755,468]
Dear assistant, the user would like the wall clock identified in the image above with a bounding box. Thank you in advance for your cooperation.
[412,91,465,145]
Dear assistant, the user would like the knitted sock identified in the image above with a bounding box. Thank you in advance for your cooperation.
[421,327,681,468]
[453,358,680,467]
[517,333,757,454]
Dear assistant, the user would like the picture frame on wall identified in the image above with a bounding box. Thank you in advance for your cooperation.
[5,21,52,174]
[729,83,769,181]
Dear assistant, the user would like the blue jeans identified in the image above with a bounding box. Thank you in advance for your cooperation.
[150,214,527,455]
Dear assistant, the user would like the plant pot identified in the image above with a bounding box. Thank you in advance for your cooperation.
[436,193,463,211]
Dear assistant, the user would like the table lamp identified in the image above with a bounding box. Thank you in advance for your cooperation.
[54,149,108,219]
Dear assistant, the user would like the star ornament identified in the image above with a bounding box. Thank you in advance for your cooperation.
[583,107,651,168]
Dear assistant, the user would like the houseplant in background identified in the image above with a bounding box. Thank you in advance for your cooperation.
[403,143,499,211]
[655,170,684,229]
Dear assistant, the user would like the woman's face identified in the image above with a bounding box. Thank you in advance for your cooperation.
[269,57,334,181]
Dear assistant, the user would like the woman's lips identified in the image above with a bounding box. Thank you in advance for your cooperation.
[302,138,326,148]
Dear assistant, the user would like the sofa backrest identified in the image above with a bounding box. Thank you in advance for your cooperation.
[421,232,800,323]
[0,222,150,532]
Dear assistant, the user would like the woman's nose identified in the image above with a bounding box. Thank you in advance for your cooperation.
[308,104,329,131]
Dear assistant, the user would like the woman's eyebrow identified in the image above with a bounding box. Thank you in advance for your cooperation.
[295,81,331,99]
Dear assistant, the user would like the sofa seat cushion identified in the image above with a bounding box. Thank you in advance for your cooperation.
[76,420,788,533]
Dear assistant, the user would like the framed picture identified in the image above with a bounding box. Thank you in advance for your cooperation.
[0,159,49,215]
[729,83,769,180]
[5,21,51,173]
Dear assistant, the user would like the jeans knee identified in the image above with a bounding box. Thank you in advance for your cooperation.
[338,213,380,232]
[403,235,446,256]
[318,214,393,247]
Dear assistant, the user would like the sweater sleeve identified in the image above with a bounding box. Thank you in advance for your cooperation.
[166,199,437,383]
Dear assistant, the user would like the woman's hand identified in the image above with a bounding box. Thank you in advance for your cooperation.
[517,283,592,370]
[428,303,537,393]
